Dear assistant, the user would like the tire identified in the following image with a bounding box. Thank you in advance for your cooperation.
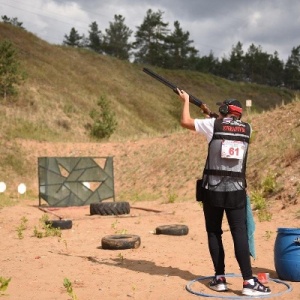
[155,224,189,236]
[90,201,130,216]
[101,234,141,250]
[45,219,73,230]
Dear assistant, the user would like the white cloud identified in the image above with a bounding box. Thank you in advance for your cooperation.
[1,0,299,61]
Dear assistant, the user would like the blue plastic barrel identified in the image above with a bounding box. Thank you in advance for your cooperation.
[274,227,300,281]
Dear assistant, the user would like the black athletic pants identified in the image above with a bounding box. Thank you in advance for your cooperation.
[202,199,253,280]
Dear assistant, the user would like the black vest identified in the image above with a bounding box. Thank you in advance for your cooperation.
[202,117,251,192]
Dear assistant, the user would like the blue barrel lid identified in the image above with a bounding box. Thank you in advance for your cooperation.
[277,227,300,234]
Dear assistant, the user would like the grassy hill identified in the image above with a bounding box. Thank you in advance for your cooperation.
[0,22,299,209]
[0,22,296,142]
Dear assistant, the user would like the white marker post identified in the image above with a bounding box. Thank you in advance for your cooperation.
[0,182,6,193]
[246,99,252,116]
[18,183,27,197]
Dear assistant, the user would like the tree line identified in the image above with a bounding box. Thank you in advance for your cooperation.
[63,9,300,90]
[2,12,300,90]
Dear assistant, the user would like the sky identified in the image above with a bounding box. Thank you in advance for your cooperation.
[1,0,300,62]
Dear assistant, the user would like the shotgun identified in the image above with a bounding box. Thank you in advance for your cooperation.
[143,67,219,118]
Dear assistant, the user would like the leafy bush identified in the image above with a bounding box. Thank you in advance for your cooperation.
[250,189,272,222]
[251,190,267,210]
[261,173,278,196]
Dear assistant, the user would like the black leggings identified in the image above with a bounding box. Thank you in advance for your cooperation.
[202,200,253,280]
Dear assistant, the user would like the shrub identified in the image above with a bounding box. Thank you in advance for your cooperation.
[0,39,25,100]
[89,95,117,139]
[261,173,278,196]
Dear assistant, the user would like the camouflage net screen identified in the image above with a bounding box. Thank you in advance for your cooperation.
[38,157,115,207]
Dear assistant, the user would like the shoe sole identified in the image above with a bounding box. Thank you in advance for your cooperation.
[209,284,228,292]
[242,288,271,296]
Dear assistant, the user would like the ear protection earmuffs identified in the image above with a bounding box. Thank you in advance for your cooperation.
[218,99,243,119]
[219,100,231,115]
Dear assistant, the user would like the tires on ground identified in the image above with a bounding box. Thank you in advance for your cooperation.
[155,224,189,236]
[90,201,130,216]
[45,219,73,230]
[101,234,141,250]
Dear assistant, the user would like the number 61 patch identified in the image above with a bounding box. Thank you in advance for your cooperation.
[221,140,245,159]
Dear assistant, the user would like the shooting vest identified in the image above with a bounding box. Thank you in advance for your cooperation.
[202,117,251,192]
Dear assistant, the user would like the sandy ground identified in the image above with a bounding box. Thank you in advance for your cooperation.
[1,197,300,300]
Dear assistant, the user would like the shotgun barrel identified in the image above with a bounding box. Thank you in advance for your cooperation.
[142,67,219,118]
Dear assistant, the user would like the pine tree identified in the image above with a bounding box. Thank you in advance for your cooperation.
[195,51,219,74]
[284,46,300,89]
[1,15,24,29]
[134,9,170,67]
[0,40,25,100]
[89,96,118,139]
[267,51,284,86]
[165,21,198,69]
[244,44,270,84]
[63,27,83,47]
[228,41,244,81]
[87,21,102,53]
[102,15,133,60]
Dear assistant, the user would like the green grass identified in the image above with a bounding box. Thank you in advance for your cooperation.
[0,193,19,208]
